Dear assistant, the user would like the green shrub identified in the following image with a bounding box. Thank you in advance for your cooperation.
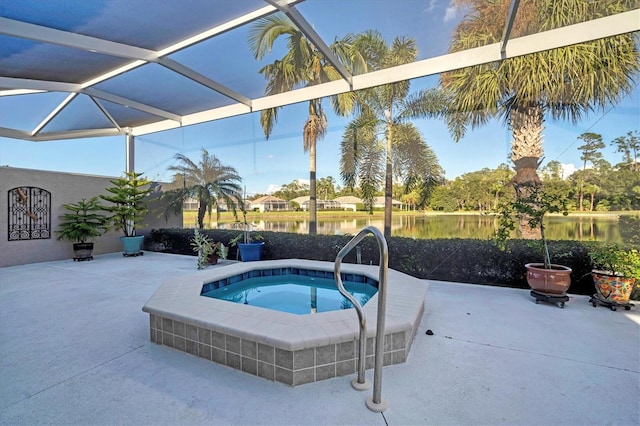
[147,229,596,295]
[619,214,640,246]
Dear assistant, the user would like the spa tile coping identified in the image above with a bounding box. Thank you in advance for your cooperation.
[142,259,429,351]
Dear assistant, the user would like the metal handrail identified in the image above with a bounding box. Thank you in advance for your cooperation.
[334,226,389,412]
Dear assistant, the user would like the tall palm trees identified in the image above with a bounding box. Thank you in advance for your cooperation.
[441,0,639,236]
[248,13,364,235]
[340,31,446,237]
[163,148,242,229]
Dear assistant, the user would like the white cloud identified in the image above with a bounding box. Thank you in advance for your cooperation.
[423,0,436,13]
[443,1,459,23]
[266,184,281,194]
[266,154,275,160]
[264,178,309,194]
[561,163,577,179]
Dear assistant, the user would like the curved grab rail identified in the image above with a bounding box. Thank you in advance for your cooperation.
[334,234,369,388]
[334,226,389,411]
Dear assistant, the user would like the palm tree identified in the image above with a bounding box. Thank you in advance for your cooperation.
[340,30,446,237]
[441,0,639,237]
[163,148,243,229]
[248,13,365,235]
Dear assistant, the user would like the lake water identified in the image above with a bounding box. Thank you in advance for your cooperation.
[224,214,623,243]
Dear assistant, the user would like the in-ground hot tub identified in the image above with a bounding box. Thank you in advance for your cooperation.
[142,259,428,386]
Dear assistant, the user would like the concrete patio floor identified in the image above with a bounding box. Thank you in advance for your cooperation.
[1,252,638,425]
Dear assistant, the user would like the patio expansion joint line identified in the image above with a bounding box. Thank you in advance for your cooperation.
[440,336,640,374]
[0,344,146,412]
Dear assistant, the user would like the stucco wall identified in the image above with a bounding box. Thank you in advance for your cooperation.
[0,167,182,267]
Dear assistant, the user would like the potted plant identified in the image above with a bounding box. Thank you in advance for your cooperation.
[56,197,107,261]
[100,171,152,257]
[190,228,227,269]
[227,199,264,262]
[589,243,639,310]
[496,183,572,305]
[230,223,264,261]
[228,203,264,261]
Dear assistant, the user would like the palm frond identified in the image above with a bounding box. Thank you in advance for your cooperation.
[340,121,361,190]
[248,13,297,60]
[353,30,388,70]
[386,36,418,68]
[358,139,385,213]
[340,114,378,189]
[260,108,278,140]
[331,33,368,76]
[398,88,449,121]
[393,123,443,179]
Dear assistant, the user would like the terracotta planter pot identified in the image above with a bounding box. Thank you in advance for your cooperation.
[525,263,572,295]
[592,270,635,304]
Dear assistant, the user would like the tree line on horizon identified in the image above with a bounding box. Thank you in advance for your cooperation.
[258,129,640,213]
[161,127,638,229]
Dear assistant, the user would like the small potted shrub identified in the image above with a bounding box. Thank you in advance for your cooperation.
[589,243,639,310]
[229,206,264,262]
[56,197,107,261]
[230,223,264,261]
[496,183,571,304]
[100,171,152,256]
[191,228,227,269]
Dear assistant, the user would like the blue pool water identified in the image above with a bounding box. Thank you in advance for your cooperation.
[201,274,377,315]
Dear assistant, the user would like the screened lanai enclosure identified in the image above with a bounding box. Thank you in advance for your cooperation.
[1,1,637,149]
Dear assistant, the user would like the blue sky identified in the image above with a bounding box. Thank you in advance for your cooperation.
[2,83,637,196]
[1,1,638,196]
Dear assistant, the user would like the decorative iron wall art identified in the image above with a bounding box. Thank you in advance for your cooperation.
[8,187,51,241]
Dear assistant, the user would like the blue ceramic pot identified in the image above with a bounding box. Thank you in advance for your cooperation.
[120,235,144,256]
[238,242,264,262]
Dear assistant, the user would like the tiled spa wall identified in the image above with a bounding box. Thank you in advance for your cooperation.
[148,313,421,386]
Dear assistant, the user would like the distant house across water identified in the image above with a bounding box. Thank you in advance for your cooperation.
[183,196,242,212]
[248,195,289,212]
[183,195,403,213]
[333,196,403,211]
[372,196,403,209]
[290,196,341,211]
[333,196,362,212]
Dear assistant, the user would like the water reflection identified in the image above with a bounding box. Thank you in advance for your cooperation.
[218,214,622,243]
